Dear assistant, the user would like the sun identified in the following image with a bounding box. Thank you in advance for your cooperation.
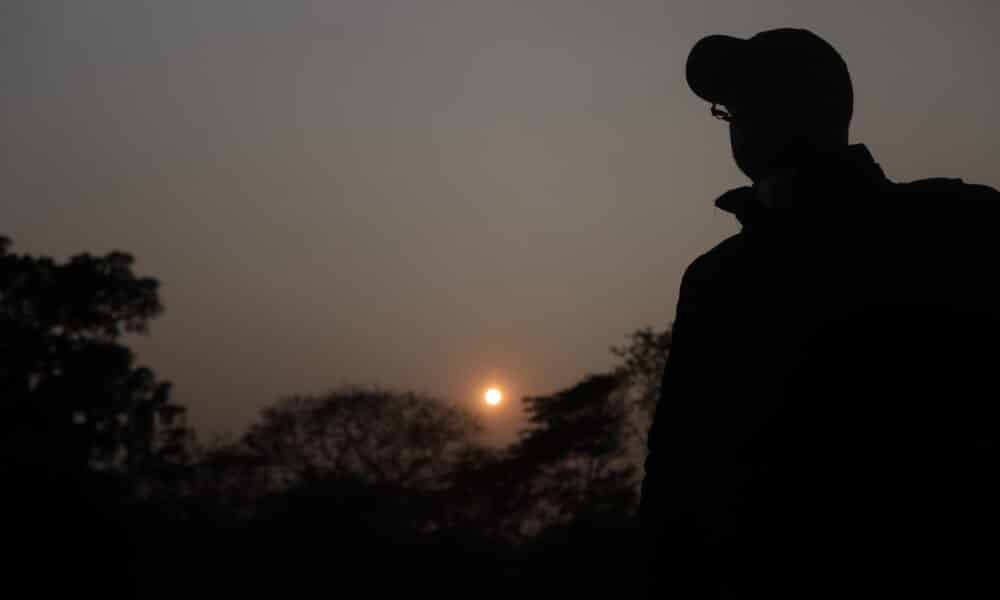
[484,387,503,406]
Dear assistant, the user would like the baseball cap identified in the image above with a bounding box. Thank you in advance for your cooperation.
[686,28,853,123]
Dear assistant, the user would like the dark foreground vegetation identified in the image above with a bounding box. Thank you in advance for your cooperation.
[1,236,665,598]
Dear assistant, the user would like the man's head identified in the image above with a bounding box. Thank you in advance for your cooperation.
[686,28,853,182]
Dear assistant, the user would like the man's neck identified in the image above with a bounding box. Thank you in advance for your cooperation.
[754,167,798,209]
[752,142,856,208]
[716,144,887,227]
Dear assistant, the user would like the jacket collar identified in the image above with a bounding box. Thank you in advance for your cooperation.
[714,143,890,227]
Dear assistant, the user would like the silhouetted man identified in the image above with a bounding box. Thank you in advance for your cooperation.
[640,28,1000,598]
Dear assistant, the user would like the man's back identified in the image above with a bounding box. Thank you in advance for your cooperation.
[640,146,1000,597]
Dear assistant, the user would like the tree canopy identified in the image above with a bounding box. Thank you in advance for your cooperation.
[0,236,187,476]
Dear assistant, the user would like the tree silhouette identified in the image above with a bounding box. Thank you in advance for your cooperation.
[611,326,672,415]
[610,326,672,490]
[0,236,194,598]
[445,332,673,542]
[0,236,189,476]
[238,387,482,503]
[181,387,493,597]
[507,373,637,532]
[438,442,530,543]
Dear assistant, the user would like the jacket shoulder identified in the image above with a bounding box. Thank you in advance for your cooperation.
[893,177,1000,203]
[683,233,746,282]
[880,178,1000,230]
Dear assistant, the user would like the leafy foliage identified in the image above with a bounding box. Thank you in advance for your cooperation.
[611,326,672,414]
[240,386,483,492]
[0,236,189,475]
[444,327,672,539]
[610,326,672,486]
[0,234,672,595]
[504,373,637,531]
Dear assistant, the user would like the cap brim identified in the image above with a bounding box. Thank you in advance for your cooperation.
[686,34,746,104]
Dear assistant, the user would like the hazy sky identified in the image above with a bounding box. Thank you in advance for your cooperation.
[4,1,998,444]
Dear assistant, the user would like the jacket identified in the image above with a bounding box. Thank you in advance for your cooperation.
[640,143,1000,597]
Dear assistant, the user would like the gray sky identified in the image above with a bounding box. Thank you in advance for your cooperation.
[4,0,998,445]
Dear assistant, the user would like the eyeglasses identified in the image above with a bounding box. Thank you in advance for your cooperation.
[711,102,781,123]
[711,103,735,122]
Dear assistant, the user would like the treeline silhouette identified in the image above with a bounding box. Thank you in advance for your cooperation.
[0,236,663,598]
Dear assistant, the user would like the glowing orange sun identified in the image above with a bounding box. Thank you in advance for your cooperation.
[484,387,503,406]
